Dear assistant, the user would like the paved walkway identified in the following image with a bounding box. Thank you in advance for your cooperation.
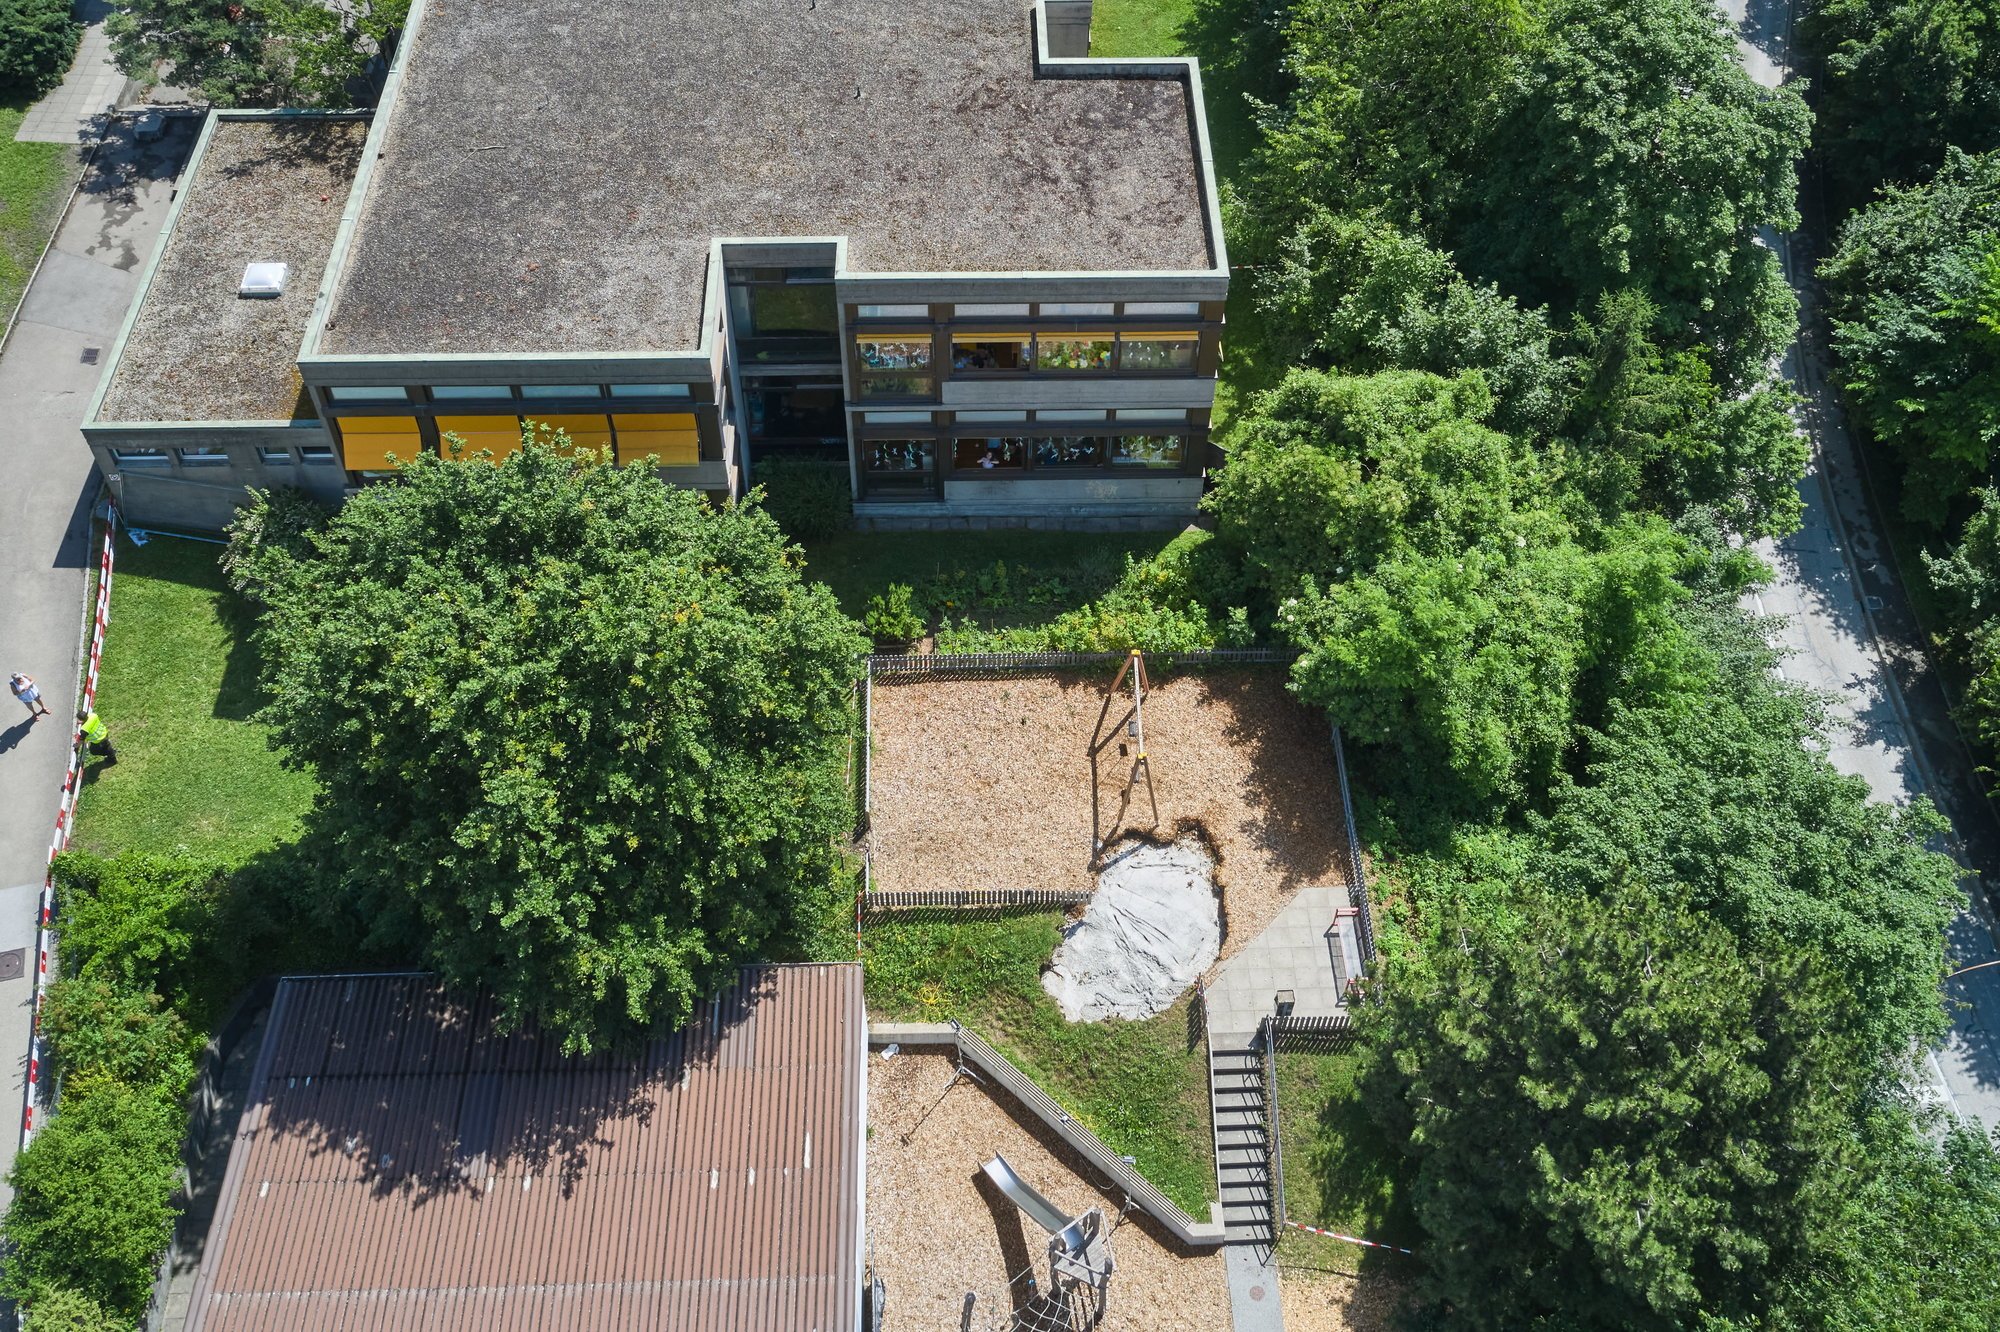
[1206,886,1350,1040]
[15,3,131,145]
[0,120,191,1208]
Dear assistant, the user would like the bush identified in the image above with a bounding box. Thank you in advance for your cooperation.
[752,457,851,541]
[17,1285,125,1332]
[222,487,330,603]
[864,582,925,643]
[51,852,220,1012]
[1,1074,183,1320]
[0,0,82,100]
[41,976,199,1107]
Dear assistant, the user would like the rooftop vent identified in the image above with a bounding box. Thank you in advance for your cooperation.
[238,262,289,298]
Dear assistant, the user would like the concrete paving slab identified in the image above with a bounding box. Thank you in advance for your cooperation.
[1225,1241,1285,1332]
[15,247,138,336]
[15,7,132,146]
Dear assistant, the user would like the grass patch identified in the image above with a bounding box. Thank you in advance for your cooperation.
[0,100,81,325]
[802,529,1176,624]
[863,911,1215,1215]
[75,534,315,865]
[1274,1047,1419,1273]
[1090,0,1195,59]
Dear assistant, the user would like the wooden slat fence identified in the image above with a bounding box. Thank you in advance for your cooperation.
[865,646,1297,677]
[1271,1013,1361,1052]
[861,888,1091,913]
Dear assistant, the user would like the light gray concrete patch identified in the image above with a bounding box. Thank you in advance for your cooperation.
[14,6,133,146]
[14,247,139,337]
[1225,1241,1286,1332]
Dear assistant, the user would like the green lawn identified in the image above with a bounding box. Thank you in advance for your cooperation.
[1090,0,1195,59]
[802,529,1177,625]
[1274,1047,1420,1273]
[864,911,1216,1215]
[74,534,316,865]
[0,101,81,326]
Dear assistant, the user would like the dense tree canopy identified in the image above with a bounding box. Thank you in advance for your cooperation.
[108,0,406,105]
[235,443,864,1051]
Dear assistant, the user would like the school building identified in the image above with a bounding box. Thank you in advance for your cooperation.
[80,0,1229,531]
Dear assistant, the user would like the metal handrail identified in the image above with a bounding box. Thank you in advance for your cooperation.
[1331,726,1375,969]
[1262,1015,1286,1229]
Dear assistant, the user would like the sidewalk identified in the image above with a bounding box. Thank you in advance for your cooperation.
[15,2,132,146]
[0,119,191,1208]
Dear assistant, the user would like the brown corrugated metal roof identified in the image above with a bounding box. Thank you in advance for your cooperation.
[186,965,864,1332]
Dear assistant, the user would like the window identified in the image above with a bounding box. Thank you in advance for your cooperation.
[956,410,1028,423]
[325,386,409,402]
[519,384,600,399]
[863,410,933,423]
[955,303,1031,317]
[1120,334,1199,372]
[1123,301,1202,317]
[1116,408,1190,422]
[1033,436,1107,468]
[1111,435,1186,469]
[257,447,294,465]
[951,333,1029,372]
[857,304,929,319]
[730,270,839,362]
[1039,302,1115,317]
[1036,336,1113,372]
[855,336,933,398]
[1038,409,1107,422]
[863,438,934,474]
[110,447,168,465]
[954,436,1027,471]
[300,445,336,464]
[608,383,693,398]
[176,447,230,465]
[429,385,513,400]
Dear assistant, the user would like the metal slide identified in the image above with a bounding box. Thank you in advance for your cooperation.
[981,1154,1088,1255]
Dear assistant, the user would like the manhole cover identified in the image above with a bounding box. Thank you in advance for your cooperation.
[0,949,26,982]
[80,347,100,365]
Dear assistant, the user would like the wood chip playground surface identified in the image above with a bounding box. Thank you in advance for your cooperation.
[865,670,1355,962]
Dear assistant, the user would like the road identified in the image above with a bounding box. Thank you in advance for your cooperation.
[1723,0,2000,1126]
[0,120,192,1207]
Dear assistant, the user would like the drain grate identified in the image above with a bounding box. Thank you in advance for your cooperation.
[0,949,25,982]
[80,347,101,365]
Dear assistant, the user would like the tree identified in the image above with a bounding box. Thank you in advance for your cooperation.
[1457,0,1810,384]
[16,1285,127,1332]
[1800,0,2000,214]
[52,851,218,1014]
[1820,148,2000,524]
[108,0,406,106]
[239,440,865,1052]
[0,0,82,98]
[1,1075,183,1320]
[1363,880,1864,1330]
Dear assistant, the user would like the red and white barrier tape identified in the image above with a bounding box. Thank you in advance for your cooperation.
[1282,1218,1414,1256]
[21,525,114,1146]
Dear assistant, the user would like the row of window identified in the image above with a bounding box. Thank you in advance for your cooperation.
[112,445,334,466]
[855,331,1200,398]
[853,301,1202,319]
[857,407,1194,425]
[864,434,1190,475]
[324,383,695,404]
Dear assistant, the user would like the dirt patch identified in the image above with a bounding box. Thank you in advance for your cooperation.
[867,1050,1229,1331]
[1278,1265,1416,1332]
[867,671,1354,962]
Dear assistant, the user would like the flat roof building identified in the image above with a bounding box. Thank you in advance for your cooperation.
[84,0,1229,532]
[185,965,866,1332]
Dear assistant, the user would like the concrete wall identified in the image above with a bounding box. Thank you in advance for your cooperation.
[84,421,343,532]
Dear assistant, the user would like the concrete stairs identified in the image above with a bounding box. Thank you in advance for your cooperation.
[1208,1040,1274,1244]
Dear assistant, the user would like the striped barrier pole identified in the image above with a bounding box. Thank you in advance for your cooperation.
[22,525,115,1146]
[1282,1218,1414,1256]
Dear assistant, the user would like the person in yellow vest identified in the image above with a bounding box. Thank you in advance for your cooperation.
[76,709,116,766]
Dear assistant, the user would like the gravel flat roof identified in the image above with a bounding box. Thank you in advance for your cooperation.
[319,0,1214,356]
[99,117,366,423]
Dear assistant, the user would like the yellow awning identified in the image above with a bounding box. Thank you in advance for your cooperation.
[436,415,524,461]
[336,415,422,469]
[526,414,614,457]
[613,414,699,465]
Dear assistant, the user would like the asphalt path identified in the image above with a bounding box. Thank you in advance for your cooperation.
[0,119,192,1208]
[1722,0,2000,1127]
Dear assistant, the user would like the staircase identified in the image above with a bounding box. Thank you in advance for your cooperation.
[1207,1038,1275,1243]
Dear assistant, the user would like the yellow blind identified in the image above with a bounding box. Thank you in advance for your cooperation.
[337,415,421,469]
[436,415,524,461]
[612,413,699,466]
[526,414,614,457]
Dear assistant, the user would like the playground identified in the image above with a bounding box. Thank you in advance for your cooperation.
[865,664,1353,963]
[867,1049,1229,1331]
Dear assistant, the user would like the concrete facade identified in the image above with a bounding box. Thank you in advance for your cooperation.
[81,0,1228,532]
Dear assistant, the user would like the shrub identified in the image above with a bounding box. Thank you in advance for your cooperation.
[51,852,220,1011]
[17,1285,125,1332]
[41,976,199,1107]
[864,582,925,643]
[0,0,82,100]
[222,487,330,603]
[1,1073,183,1320]
[751,457,851,541]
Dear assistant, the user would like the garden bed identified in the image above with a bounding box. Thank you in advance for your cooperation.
[866,669,1353,961]
[867,1050,1229,1332]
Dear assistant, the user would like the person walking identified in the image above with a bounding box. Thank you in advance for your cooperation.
[77,708,116,765]
[10,672,51,720]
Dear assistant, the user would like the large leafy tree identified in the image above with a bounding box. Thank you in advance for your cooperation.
[108,0,406,106]
[1821,148,2000,524]
[1800,0,2000,213]
[1456,0,1809,384]
[1364,879,1864,1331]
[237,442,864,1051]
